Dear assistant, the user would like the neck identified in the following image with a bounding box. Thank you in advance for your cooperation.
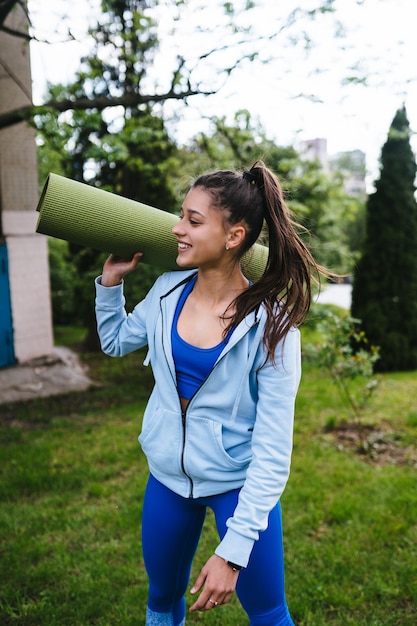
[193,265,249,307]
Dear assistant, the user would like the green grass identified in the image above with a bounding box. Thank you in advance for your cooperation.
[0,328,416,625]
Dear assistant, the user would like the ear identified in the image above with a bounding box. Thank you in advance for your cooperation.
[226,224,246,250]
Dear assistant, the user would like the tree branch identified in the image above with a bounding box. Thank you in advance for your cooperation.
[0,86,215,130]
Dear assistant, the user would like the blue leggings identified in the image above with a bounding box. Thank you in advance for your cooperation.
[142,474,294,625]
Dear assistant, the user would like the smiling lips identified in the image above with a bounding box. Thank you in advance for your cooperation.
[177,242,191,251]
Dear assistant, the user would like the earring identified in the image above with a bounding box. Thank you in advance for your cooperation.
[225,244,230,250]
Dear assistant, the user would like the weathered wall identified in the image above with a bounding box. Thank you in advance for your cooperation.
[0,3,53,363]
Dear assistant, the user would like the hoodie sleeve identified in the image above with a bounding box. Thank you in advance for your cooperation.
[95,272,168,356]
[94,277,147,356]
[214,326,301,568]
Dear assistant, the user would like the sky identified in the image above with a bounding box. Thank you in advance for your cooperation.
[28,0,417,188]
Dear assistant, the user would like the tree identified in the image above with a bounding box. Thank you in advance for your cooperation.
[0,0,287,128]
[3,1,392,131]
[0,0,210,129]
[351,106,417,372]
[36,0,182,349]
[284,158,360,274]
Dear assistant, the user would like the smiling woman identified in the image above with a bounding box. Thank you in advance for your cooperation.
[94,160,334,625]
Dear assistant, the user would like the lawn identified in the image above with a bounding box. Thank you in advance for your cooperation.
[0,325,416,625]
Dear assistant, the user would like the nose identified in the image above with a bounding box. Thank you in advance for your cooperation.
[172,217,183,236]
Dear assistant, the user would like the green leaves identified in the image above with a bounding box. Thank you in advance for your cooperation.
[304,307,380,422]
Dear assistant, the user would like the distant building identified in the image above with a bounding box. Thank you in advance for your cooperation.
[299,138,329,172]
[330,149,367,198]
[299,139,367,198]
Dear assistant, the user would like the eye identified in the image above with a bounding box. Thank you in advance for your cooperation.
[177,210,201,225]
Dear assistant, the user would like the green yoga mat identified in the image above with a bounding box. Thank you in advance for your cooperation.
[36,173,269,281]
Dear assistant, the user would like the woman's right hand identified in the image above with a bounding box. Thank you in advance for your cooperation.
[101,251,143,287]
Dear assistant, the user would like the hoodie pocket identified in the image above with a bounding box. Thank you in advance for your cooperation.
[139,408,183,474]
[184,416,251,484]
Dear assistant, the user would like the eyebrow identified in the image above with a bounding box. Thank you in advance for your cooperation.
[181,207,205,218]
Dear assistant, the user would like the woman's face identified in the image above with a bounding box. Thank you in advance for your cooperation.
[172,187,231,269]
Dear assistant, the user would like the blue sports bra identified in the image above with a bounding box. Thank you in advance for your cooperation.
[171,275,234,400]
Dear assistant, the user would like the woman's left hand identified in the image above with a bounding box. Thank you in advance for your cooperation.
[189,554,240,611]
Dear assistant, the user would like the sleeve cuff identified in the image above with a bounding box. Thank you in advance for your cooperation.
[214,528,255,569]
[95,276,125,308]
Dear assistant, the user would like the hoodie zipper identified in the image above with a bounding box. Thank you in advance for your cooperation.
[177,352,230,499]
[181,407,194,498]
[178,355,228,499]
[159,288,196,498]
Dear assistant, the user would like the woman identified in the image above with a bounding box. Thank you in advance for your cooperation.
[95,160,322,625]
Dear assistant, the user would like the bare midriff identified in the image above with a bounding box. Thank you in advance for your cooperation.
[180,397,190,413]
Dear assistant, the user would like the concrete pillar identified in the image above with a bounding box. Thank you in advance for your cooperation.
[0,2,53,363]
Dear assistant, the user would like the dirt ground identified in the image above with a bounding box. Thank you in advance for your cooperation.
[325,421,417,467]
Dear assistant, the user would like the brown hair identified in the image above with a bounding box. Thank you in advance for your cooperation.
[192,160,328,364]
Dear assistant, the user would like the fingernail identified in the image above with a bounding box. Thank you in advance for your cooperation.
[190,587,196,594]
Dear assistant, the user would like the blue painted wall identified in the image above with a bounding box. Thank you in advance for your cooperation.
[0,243,15,368]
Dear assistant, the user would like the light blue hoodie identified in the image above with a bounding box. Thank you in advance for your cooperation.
[95,269,301,567]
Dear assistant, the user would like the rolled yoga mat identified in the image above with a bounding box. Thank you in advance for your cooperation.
[36,173,269,282]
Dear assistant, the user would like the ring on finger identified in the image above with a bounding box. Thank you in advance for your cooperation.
[208,599,218,606]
